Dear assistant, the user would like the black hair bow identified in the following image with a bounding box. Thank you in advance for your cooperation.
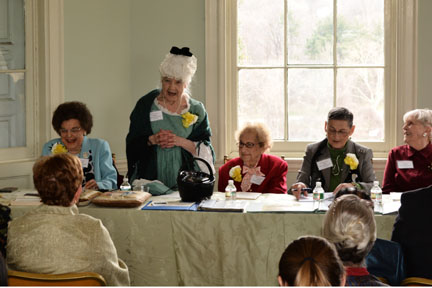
[170,46,193,57]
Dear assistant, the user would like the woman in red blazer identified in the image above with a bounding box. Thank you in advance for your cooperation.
[218,123,288,193]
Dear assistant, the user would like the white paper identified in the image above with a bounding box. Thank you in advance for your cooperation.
[150,110,163,122]
[80,158,89,168]
[316,158,333,171]
[251,175,265,185]
[246,201,315,213]
[235,192,262,200]
[397,160,414,169]
[199,199,249,211]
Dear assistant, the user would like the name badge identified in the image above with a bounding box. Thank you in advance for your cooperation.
[150,111,163,122]
[251,175,265,185]
[316,158,333,171]
[397,160,414,169]
[80,158,89,168]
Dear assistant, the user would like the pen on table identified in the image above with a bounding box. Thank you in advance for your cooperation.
[152,201,167,205]
[291,188,312,192]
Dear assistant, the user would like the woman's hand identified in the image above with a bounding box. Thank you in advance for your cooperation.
[84,179,99,190]
[149,129,174,147]
[150,130,196,155]
[291,182,308,200]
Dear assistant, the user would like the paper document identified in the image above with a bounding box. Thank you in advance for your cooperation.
[141,200,198,211]
[150,201,196,207]
[199,199,249,212]
[235,192,261,200]
[247,200,315,213]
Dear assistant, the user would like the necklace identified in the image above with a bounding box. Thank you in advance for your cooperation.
[332,155,341,176]
[163,94,183,114]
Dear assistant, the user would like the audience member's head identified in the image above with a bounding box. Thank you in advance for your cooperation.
[278,236,345,286]
[33,154,83,207]
[323,194,376,267]
[334,186,373,203]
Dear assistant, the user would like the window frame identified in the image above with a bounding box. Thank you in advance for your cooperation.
[0,0,64,188]
[205,0,417,163]
[0,0,36,160]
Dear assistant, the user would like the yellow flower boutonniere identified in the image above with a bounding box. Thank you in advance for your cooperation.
[344,153,359,170]
[51,142,68,155]
[181,112,198,128]
[229,165,242,182]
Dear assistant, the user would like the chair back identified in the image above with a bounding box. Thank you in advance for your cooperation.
[401,277,432,286]
[8,270,107,286]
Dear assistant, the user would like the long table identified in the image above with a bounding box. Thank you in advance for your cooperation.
[10,194,397,286]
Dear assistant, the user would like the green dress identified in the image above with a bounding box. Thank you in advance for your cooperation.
[126,89,215,188]
[151,99,193,187]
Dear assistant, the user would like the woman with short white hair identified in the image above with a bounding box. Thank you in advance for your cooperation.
[126,47,214,191]
[322,194,387,286]
[218,122,287,193]
[382,108,432,193]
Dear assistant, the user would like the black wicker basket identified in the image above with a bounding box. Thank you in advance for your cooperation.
[177,157,214,202]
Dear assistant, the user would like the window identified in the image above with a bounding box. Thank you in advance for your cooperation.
[237,0,385,143]
[0,0,64,187]
[205,0,416,160]
[0,0,38,163]
[0,0,27,149]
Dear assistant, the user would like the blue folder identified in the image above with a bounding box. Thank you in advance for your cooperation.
[141,201,198,211]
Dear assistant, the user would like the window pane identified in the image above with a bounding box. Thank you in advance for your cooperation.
[238,69,284,139]
[238,0,284,66]
[336,68,384,141]
[0,0,25,70]
[0,72,26,148]
[288,69,333,140]
[288,0,333,64]
[337,0,384,65]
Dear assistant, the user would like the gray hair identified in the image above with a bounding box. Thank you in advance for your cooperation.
[159,53,197,86]
[235,122,273,151]
[322,194,376,266]
[403,108,432,141]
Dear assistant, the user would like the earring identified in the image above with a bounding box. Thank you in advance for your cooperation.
[423,133,427,137]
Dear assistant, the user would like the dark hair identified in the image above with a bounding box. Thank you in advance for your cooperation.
[327,107,354,128]
[334,187,372,204]
[33,154,83,207]
[279,236,345,286]
[52,101,93,135]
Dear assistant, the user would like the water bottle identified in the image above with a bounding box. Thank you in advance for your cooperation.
[225,180,236,200]
[120,177,131,191]
[371,180,383,205]
[313,181,324,210]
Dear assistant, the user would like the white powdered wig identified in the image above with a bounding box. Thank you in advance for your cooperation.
[159,51,197,85]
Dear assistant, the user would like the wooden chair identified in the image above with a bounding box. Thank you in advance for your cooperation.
[223,155,231,164]
[112,153,124,189]
[401,277,432,286]
[8,270,107,286]
[376,276,389,285]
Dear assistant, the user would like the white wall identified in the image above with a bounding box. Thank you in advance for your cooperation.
[64,0,205,167]
[418,0,432,109]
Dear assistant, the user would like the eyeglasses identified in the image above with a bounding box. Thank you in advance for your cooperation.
[327,127,350,137]
[237,141,259,148]
[59,127,82,135]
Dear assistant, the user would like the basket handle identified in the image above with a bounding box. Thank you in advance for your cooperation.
[192,157,214,178]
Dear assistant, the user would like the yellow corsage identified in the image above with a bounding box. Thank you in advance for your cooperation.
[181,112,198,128]
[344,153,359,170]
[51,143,68,155]
[229,165,242,182]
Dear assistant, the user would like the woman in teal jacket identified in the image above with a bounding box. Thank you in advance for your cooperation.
[42,101,117,190]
